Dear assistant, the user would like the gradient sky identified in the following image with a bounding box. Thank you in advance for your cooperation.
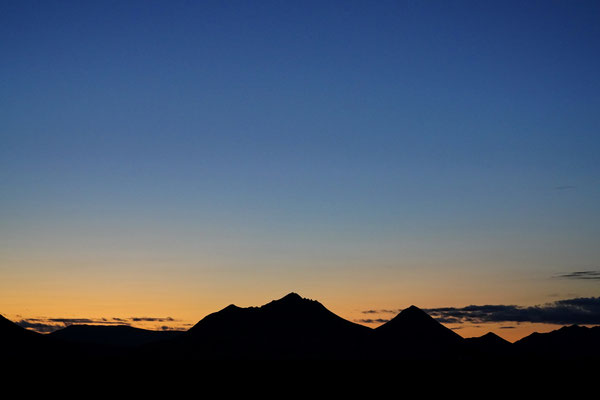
[1,0,599,341]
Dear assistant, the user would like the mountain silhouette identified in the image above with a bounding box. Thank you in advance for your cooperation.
[0,314,43,356]
[144,292,372,359]
[514,324,600,360]
[464,332,513,359]
[50,324,182,348]
[0,313,71,359]
[376,305,462,341]
[374,305,465,359]
[4,295,600,360]
[0,314,38,341]
[467,332,511,347]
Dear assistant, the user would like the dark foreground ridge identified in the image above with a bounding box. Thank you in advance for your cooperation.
[2,293,600,360]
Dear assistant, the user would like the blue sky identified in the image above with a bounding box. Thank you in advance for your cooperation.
[1,0,599,339]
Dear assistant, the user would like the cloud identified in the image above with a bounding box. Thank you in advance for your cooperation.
[424,297,600,325]
[15,320,60,333]
[48,318,108,324]
[16,318,131,333]
[354,318,391,324]
[361,297,600,326]
[130,317,175,322]
[361,309,399,315]
[16,316,181,333]
[160,325,186,331]
[555,271,600,281]
[554,185,576,191]
[430,315,463,324]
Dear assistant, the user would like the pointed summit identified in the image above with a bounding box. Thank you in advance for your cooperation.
[379,305,449,330]
[479,332,510,344]
[398,305,430,319]
[374,305,464,359]
[222,304,241,312]
[277,292,304,303]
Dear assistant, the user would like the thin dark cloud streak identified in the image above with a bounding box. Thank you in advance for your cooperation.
[16,316,181,333]
[354,318,391,324]
[555,271,600,280]
[16,320,62,333]
[554,185,576,191]
[130,317,175,322]
[361,309,399,315]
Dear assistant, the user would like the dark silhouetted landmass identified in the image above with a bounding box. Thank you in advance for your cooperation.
[0,313,84,359]
[144,292,372,359]
[3,293,600,360]
[0,314,45,358]
[374,305,465,359]
[464,332,514,359]
[49,324,183,347]
[514,325,600,360]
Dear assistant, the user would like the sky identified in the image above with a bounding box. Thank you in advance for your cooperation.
[1,0,599,341]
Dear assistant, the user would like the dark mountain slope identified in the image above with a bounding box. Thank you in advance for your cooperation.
[1,313,43,352]
[1,314,66,359]
[144,292,373,359]
[374,305,465,359]
[514,325,600,360]
[464,332,513,359]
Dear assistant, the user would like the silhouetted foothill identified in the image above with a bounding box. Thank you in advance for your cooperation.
[49,324,182,347]
[514,324,600,360]
[468,332,511,347]
[464,332,513,359]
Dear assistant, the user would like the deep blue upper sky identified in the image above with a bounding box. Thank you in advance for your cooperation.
[1,1,599,312]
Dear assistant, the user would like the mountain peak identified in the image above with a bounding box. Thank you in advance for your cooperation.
[377,305,438,330]
[372,304,464,359]
[278,292,304,302]
[375,304,463,346]
[398,305,430,320]
[559,324,584,332]
[222,304,241,312]
[262,292,315,310]
[482,332,501,339]
[474,332,510,345]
